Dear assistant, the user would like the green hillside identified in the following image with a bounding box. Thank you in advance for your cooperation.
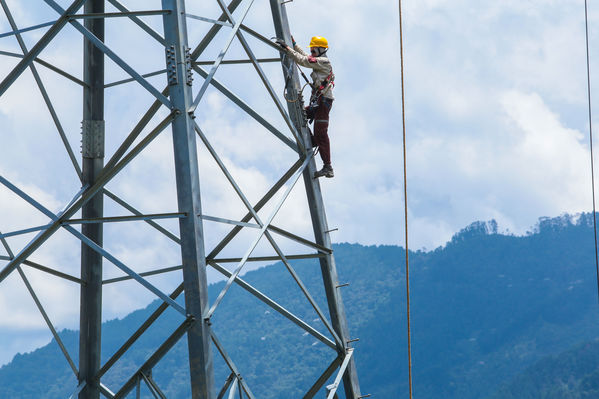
[2,214,599,398]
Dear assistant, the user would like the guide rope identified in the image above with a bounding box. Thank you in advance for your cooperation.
[583,0,599,301]
[398,0,414,397]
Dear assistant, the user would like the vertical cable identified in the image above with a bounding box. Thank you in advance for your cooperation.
[584,0,599,301]
[398,0,414,397]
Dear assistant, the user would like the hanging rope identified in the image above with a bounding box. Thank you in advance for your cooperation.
[584,0,599,301]
[398,0,413,397]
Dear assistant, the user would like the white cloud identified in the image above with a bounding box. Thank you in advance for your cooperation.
[1,0,599,365]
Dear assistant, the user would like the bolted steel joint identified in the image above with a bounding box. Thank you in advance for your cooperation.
[81,120,105,158]
[185,47,193,86]
[165,44,178,86]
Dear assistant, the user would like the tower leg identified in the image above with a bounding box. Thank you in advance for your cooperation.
[269,2,362,398]
[161,1,215,398]
[79,1,104,398]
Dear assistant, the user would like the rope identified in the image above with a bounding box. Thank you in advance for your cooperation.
[584,0,599,301]
[398,0,413,397]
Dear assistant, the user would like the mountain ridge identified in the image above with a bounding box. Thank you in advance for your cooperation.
[2,214,599,398]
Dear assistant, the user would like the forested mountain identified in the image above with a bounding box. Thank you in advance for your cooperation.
[2,214,599,398]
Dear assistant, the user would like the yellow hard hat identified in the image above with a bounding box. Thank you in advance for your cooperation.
[309,36,328,48]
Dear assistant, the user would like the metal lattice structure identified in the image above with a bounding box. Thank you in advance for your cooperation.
[0,0,361,398]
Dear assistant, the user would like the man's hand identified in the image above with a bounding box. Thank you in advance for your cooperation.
[274,38,288,50]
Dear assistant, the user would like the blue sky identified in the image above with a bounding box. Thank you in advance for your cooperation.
[0,0,597,367]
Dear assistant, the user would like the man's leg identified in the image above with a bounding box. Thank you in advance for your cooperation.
[313,98,334,178]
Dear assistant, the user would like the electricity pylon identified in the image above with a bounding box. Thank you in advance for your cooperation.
[0,0,362,398]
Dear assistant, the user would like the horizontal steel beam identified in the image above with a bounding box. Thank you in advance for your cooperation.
[193,58,280,65]
[0,20,55,39]
[68,10,169,19]
[211,253,325,263]
[65,212,186,225]
[0,49,86,86]
[23,259,83,284]
[102,265,182,285]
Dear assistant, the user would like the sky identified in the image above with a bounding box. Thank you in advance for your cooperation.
[0,0,597,369]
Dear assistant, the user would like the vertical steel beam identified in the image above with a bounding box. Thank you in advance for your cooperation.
[161,1,215,398]
[79,1,105,398]
[269,2,362,398]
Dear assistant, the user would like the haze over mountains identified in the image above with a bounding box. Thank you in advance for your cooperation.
[2,214,599,398]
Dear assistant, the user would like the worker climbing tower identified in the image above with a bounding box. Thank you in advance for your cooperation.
[0,1,361,398]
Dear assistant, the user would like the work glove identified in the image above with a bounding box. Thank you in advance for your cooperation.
[274,38,287,50]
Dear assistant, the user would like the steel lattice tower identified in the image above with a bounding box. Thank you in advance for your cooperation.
[0,1,362,398]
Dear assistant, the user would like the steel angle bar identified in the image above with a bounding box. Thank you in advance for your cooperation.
[104,69,166,88]
[0,231,13,257]
[102,264,182,284]
[0,0,83,181]
[69,10,169,19]
[211,332,257,399]
[143,373,167,399]
[185,13,232,27]
[213,0,305,152]
[207,156,304,259]
[0,174,185,315]
[227,378,238,399]
[97,111,175,183]
[0,255,10,261]
[209,260,335,349]
[191,0,242,61]
[191,132,339,346]
[106,0,165,46]
[102,97,172,177]
[0,20,55,39]
[23,259,82,284]
[103,189,181,244]
[65,225,186,315]
[217,373,236,399]
[139,373,162,399]
[65,212,186,225]
[302,355,343,399]
[16,264,79,375]
[205,152,313,319]
[0,113,171,284]
[0,223,53,239]
[194,58,280,65]
[189,0,255,113]
[261,230,344,349]
[0,0,87,96]
[67,381,87,399]
[43,0,172,109]
[192,65,298,152]
[139,374,162,399]
[96,283,184,380]
[99,383,115,398]
[194,121,284,226]
[239,24,281,51]
[325,349,354,399]
[113,316,195,399]
[268,224,332,254]
[201,214,260,229]
[0,50,86,86]
[213,253,324,263]
[0,174,86,223]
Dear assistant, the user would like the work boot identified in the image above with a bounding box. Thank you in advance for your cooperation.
[314,164,334,178]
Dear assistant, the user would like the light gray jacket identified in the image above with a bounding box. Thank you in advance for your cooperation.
[286,44,334,100]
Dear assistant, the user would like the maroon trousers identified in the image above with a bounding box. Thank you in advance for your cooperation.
[306,97,333,165]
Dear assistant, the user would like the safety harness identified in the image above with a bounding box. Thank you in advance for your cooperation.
[309,70,335,108]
